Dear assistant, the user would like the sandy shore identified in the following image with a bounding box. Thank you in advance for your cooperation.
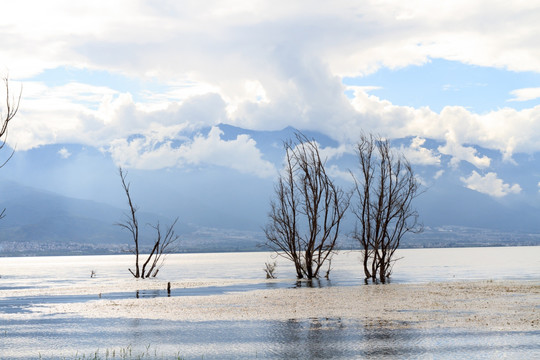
[15,279,539,331]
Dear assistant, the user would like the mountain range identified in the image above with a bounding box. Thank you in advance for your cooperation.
[1,125,539,256]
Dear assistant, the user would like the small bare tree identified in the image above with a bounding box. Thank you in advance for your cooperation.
[265,132,349,279]
[0,77,22,221]
[351,134,422,284]
[264,261,277,279]
[116,167,179,278]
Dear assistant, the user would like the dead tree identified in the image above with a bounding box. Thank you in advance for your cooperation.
[0,77,22,221]
[141,219,179,278]
[351,134,422,284]
[116,167,179,278]
[264,132,349,279]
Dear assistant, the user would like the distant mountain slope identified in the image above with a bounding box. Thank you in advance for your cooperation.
[0,180,265,256]
[1,125,540,255]
[0,181,189,255]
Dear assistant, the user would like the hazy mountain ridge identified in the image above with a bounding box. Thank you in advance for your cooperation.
[0,180,538,256]
[1,125,539,256]
[0,180,194,256]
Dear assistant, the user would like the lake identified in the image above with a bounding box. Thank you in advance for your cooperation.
[0,247,539,359]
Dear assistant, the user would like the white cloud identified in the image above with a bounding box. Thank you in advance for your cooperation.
[415,174,428,187]
[508,87,540,102]
[108,126,276,178]
[398,137,440,166]
[318,144,353,162]
[4,1,540,81]
[8,70,539,177]
[10,82,227,151]
[2,0,540,174]
[460,171,522,198]
[57,147,71,159]
[434,169,444,179]
[438,136,491,169]
[326,164,353,183]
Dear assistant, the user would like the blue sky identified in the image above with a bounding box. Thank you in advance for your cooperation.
[1,0,540,205]
[344,59,540,113]
[28,58,540,114]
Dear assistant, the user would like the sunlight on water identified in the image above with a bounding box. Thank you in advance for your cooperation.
[1,247,539,290]
[1,247,539,359]
[1,317,539,359]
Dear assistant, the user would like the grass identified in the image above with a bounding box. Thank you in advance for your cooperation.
[38,345,186,360]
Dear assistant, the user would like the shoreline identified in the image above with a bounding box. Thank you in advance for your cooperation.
[14,279,539,332]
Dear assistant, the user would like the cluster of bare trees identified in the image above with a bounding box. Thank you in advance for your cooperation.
[265,132,422,283]
[350,134,422,283]
[0,77,22,221]
[117,167,179,278]
[264,133,350,279]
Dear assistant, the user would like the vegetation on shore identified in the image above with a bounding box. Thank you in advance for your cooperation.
[39,345,185,360]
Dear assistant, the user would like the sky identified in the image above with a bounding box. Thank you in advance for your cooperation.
[1,0,540,206]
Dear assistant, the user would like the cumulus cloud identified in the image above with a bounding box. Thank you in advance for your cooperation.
[398,137,440,166]
[4,1,540,80]
[10,81,227,150]
[57,147,71,159]
[3,1,540,175]
[346,89,540,161]
[318,143,353,162]
[326,164,353,183]
[434,169,444,180]
[108,126,276,178]
[508,87,540,102]
[438,137,491,169]
[460,171,522,198]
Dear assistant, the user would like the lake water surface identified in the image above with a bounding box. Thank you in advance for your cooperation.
[1,247,539,359]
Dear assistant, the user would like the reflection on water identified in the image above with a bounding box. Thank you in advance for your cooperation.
[1,247,540,359]
[1,247,540,290]
[2,247,539,290]
[1,316,539,359]
[0,282,299,315]
[294,278,334,288]
[1,280,336,314]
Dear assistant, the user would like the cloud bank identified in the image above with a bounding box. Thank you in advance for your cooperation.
[461,171,522,198]
[1,0,539,182]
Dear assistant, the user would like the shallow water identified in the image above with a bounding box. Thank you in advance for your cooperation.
[2,317,539,359]
[1,247,539,359]
[2,247,539,289]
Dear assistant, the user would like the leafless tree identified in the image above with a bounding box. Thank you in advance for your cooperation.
[351,134,422,284]
[264,132,350,279]
[116,167,179,278]
[142,219,179,278]
[264,261,277,279]
[0,77,22,221]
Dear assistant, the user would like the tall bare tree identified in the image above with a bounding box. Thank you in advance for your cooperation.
[351,134,422,283]
[116,167,179,278]
[265,132,349,279]
[0,77,22,221]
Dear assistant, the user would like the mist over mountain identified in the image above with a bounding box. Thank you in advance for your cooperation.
[1,125,539,255]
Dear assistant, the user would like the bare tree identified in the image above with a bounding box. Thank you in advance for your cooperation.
[264,132,349,279]
[0,77,22,221]
[142,219,180,278]
[116,167,179,278]
[351,134,422,284]
[264,260,277,279]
